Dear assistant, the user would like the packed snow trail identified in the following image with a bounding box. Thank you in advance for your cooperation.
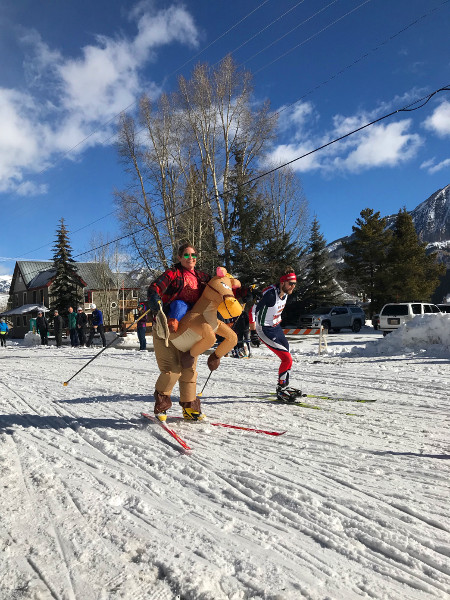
[0,329,449,599]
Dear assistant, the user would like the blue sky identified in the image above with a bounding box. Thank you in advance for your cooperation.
[1,0,449,276]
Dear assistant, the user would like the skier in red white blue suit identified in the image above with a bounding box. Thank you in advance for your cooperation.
[249,269,297,400]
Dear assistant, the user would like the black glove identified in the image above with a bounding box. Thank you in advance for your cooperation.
[148,293,162,313]
[250,331,260,348]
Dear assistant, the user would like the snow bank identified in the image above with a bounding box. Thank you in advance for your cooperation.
[353,313,450,357]
[23,331,41,346]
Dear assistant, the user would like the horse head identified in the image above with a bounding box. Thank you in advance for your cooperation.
[203,266,242,320]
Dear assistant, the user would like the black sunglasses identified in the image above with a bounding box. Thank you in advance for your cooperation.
[183,253,197,259]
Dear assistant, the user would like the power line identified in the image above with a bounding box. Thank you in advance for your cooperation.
[71,84,450,260]
[10,83,450,281]
[212,0,308,66]
[242,0,339,66]
[253,0,373,75]
[275,0,450,117]
[11,1,273,198]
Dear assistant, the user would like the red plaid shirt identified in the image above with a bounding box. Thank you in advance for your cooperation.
[148,263,210,311]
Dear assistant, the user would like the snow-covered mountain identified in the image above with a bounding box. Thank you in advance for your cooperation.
[0,274,11,294]
[328,184,450,267]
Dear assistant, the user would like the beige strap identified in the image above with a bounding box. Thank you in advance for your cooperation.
[155,308,170,347]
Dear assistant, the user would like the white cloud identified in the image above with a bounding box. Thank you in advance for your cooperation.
[332,120,422,172]
[268,101,423,174]
[420,157,450,174]
[423,101,450,137]
[0,3,199,196]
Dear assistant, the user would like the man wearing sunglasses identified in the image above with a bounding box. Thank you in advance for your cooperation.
[249,269,298,401]
[147,243,211,422]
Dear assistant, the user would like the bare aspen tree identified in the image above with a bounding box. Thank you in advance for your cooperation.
[177,55,277,270]
[260,164,309,246]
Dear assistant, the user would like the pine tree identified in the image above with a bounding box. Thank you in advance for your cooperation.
[50,218,83,319]
[229,149,267,287]
[385,209,445,301]
[342,208,392,314]
[302,217,341,310]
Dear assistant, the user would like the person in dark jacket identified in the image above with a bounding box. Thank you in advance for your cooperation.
[147,243,211,422]
[136,302,148,350]
[86,304,106,347]
[76,307,88,347]
[53,309,64,347]
[67,306,78,347]
[36,311,49,345]
[0,318,9,347]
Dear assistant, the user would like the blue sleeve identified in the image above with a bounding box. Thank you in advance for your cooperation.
[255,288,276,313]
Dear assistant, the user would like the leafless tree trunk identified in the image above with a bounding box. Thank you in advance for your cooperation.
[260,164,309,246]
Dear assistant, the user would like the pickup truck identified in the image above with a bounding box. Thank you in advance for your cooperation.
[298,305,366,333]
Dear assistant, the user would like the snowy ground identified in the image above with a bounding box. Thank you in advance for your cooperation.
[0,317,449,600]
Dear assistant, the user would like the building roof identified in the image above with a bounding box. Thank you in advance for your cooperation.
[0,304,49,316]
[16,261,138,290]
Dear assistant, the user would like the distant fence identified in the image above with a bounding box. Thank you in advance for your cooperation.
[282,328,321,335]
[282,325,327,354]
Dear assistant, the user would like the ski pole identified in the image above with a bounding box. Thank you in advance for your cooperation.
[198,371,212,397]
[63,308,152,386]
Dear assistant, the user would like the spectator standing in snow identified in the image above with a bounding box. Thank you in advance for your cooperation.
[249,268,297,400]
[232,305,251,358]
[147,243,211,422]
[36,311,49,346]
[76,307,88,347]
[67,306,78,347]
[136,302,148,351]
[0,318,9,347]
[86,304,106,348]
[53,309,64,347]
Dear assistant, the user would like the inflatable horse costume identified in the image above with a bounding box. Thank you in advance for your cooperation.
[153,267,242,420]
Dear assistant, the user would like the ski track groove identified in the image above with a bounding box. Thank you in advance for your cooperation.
[1,345,449,599]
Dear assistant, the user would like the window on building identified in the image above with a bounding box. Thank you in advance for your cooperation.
[131,289,138,298]
[40,289,44,303]
[23,291,27,305]
[33,291,37,303]
[22,316,27,326]
[16,316,21,327]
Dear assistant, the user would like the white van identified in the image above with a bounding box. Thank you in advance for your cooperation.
[379,302,441,335]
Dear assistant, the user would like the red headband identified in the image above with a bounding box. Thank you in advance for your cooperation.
[280,272,296,283]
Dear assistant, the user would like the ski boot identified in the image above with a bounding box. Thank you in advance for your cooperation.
[276,385,303,403]
[154,391,172,421]
[180,398,206,421]
[182,407,206,421]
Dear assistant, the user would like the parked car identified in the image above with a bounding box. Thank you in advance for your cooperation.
[378,302,441,335]
[298,305,366,333]
[372,314,380,330]
[436,304,450,313]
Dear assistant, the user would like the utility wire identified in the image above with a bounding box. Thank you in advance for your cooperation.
[8,1,450,269]
[10,84,450,280]
[243,0,339,66]
[212,0,308,66]
[253,0,372,75]
[275,0,450,116]
[71,84,450,260]
[11,1,272,198]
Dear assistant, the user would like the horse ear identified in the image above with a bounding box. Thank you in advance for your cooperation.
[231,278,241,289]
[216,266,227,277]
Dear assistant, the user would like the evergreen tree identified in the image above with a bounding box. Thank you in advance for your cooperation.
[50,218,83,319]
[342,208,391,314]
[384,209,445,302]
[302,217,341,310]
[229,149,267,287]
